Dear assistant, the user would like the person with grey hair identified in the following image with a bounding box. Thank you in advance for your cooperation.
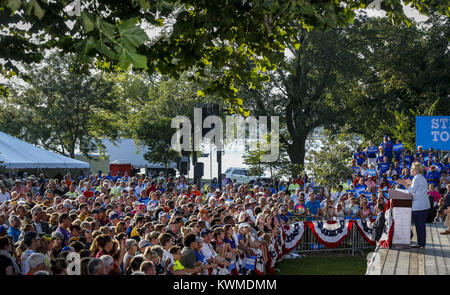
[122,239,138,271]
[87,258,105,275]
[99,255,114,275]
[27,252,47,275]
[34,270,50,275]
[7,215,21,243]
[31,206,50,235]
[131,271,145,275]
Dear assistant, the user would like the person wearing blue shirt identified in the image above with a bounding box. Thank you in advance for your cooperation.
[426,166,440,187]
[378,157,390,176]
[305,193,321,218]
[444,158,450,173]
[353,147,366,166]
[366,141,378,167]
[404,150,413,163]
[393,161,402,176]
[415,146,426,159]
[379,135,394,162]
[7,216,21,243]
[277,180,287,193]
[375,149,385,167]
[433,157,444,174]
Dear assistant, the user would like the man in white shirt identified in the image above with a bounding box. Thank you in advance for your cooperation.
[0,185,11,203]
[245,199,257,224]
[135,180,144,196]
[199,229,229,274]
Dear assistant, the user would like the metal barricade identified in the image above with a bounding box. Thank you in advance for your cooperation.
[289,216,375,256]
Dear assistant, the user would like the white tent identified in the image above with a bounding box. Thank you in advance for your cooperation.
[0,131,90,169]
[102,139,176,169]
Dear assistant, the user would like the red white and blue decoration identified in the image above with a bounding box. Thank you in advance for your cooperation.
[308,220,353,248]
[355,218,376,246]
[282,222,306,254]
[254,248,266,275]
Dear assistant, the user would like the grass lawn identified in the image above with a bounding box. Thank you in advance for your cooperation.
[275,251,372,275]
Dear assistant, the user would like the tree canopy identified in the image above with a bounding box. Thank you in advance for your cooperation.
[1,0,449,105]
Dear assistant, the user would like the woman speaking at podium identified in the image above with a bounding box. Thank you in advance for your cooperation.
[398,162,430,248]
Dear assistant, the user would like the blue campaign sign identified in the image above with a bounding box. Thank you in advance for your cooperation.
[355,185,366,195]
[416,116,450,150]
[393,143,404,152]
[367,169,377,176]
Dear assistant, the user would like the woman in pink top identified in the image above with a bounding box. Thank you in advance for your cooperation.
[365,175,377,193]
[427,183,441,207]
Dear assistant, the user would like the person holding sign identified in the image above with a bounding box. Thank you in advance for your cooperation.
[398,162,430,248]
[353,147,366,167]
[366,141,378,167]
[379,135,394,163]
[393,140,404,162]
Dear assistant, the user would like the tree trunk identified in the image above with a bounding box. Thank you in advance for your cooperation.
[286,134,307,171]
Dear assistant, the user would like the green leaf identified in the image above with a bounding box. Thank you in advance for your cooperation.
[197,90,205,97]
[97,42,116,60]
[32,0,45,19]
[138,0,151,10]
[77,37,97,55]
[81,12,95,33]
[100,21,116,39]
[117,18,149,48]
[6,0,22,12]
[118,50,148,70]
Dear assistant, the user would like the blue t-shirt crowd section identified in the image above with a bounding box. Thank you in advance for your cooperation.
[0,135,448,275]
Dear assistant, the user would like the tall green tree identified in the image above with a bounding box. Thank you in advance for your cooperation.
[1,1,447,104]
[241,19,367,168]
[342,15,450,149]
[0,53,124,158]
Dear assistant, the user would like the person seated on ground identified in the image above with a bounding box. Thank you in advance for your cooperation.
[434,206,446,223]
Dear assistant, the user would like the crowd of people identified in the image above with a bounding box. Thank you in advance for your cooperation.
[0,135,449,275]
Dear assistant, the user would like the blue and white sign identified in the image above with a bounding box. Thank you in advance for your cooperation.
[355,186,366,195]
[416,116,450,150]
[393,143,404,152]
[367,169,377,176]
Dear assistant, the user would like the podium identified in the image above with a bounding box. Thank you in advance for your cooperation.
[388,188,413,249]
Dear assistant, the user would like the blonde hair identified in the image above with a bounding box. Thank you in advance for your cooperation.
[411,162,424,175]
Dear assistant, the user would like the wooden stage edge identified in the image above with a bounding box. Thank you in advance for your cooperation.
[366,222,450,275]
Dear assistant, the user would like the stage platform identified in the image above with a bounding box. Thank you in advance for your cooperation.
[366,223,450,275]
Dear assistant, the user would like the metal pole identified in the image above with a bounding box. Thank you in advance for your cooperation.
[217,150,222,190]
[210,144,212,181]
